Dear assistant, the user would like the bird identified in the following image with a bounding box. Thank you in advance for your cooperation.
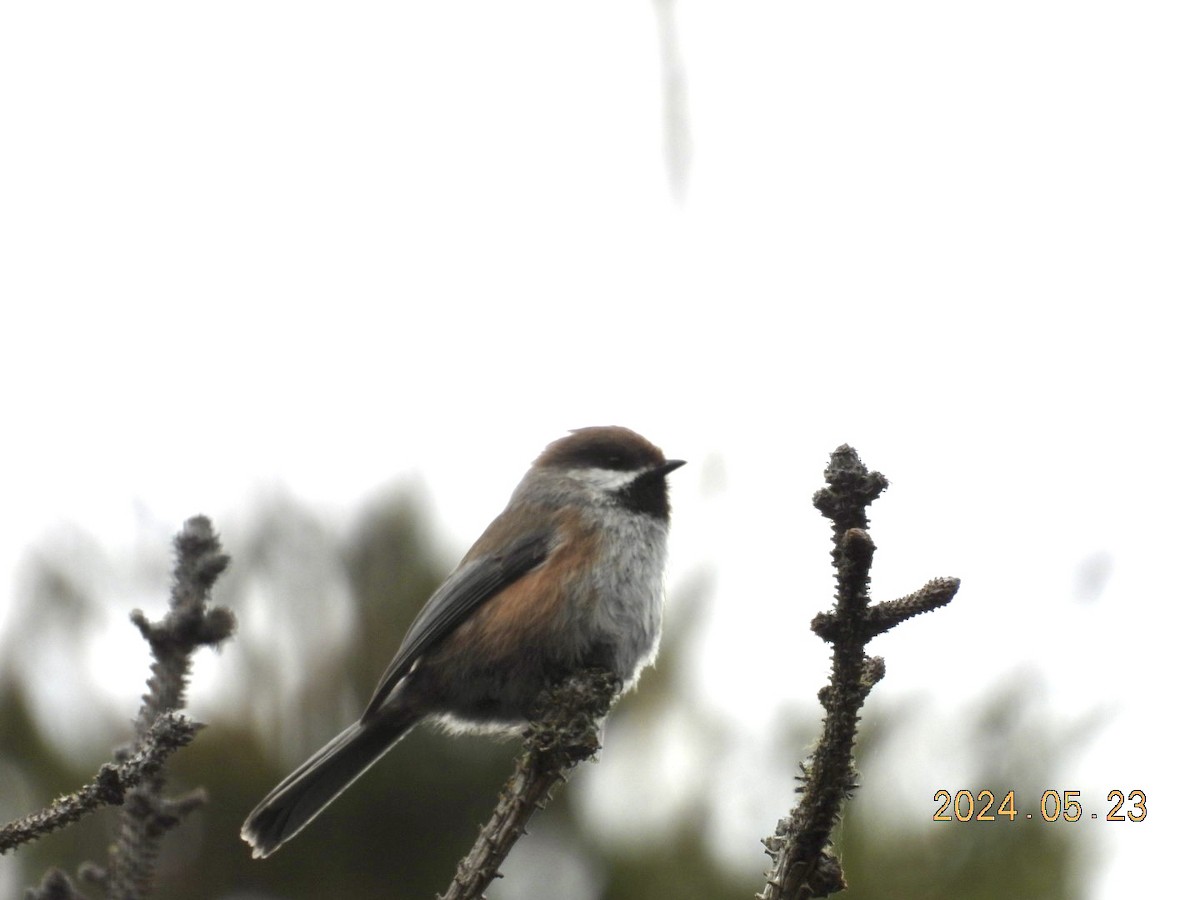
[241,425,685,858]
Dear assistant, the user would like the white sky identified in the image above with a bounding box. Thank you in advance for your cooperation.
[2,3,1197,898]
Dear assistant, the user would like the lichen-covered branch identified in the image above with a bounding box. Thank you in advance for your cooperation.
[438,668,621,900]
[10,516,234,900]
[107,516,235,900]
[760,445,960,899]
[0,713,199,855]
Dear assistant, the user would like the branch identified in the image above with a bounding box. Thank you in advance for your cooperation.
[106,516,235,900]
[0,714,200,855]
[760,445,960,899]
[439,668,621,900]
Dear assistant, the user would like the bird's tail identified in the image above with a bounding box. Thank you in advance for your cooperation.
[241,712,417,858]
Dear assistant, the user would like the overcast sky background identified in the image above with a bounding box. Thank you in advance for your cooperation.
[3,3,1197,897]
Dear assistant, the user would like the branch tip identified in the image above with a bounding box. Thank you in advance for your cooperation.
[867,577,960,638]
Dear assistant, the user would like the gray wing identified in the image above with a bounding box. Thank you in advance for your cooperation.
[361,528,554,719]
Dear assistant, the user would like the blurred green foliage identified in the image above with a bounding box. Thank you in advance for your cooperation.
[0,492,1091,899]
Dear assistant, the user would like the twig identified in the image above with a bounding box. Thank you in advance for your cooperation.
[759,445,960,899]
[439,668,621,900]
[0,714,199,855]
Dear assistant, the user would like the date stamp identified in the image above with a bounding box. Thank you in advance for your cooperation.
[933,789,1147,823]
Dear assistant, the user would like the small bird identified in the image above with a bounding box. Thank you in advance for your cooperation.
[241,426,685,858]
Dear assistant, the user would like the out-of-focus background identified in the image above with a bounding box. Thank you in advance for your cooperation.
[2,2,1195,898]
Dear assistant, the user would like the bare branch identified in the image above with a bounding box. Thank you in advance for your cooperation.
[760,446,959,899]
[439,669,621,900]
[107,515,235,900]
[0,714,200,856]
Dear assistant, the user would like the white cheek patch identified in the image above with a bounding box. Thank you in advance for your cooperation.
[569,466,643,494]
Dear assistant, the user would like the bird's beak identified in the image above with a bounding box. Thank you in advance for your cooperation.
[656,459,687,477]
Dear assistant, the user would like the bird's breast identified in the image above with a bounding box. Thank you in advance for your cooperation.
[577,508,670,685]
